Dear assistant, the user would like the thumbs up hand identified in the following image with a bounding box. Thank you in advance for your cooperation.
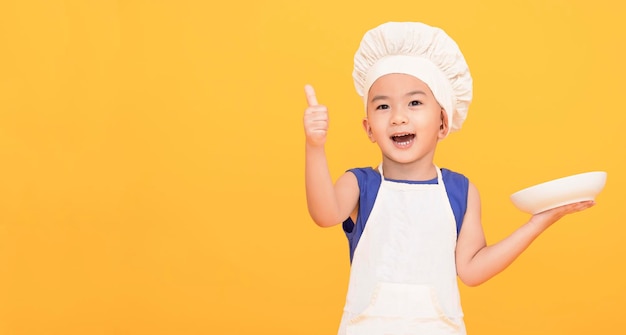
[303,84,328,147]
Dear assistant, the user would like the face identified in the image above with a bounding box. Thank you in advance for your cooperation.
[363,73,448,170]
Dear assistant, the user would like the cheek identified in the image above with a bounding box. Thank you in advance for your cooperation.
[415,112,441,129]
[367,125,388,143]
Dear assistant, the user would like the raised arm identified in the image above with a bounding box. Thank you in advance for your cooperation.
[455,182,595,286]
[303,85,359,227]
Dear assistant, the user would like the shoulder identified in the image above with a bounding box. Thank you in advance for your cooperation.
[347,166,379,178]
[440,167,472,212]
[442,168,480,210]
[440,167,470,189]
[346,166,381,186]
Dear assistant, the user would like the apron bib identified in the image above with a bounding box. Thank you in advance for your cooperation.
[338,164,465,335]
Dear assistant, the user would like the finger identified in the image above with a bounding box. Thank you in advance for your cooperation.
[553,200,595,215]
[575,200,596,211]
[305,118,329,129]
[304,84,318,106]
[305,105,328,116]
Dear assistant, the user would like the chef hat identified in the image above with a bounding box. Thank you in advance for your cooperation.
[353,22,473,135]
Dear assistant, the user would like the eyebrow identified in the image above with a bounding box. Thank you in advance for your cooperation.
[370,90,427,103]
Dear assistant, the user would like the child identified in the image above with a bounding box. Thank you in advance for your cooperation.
[303,22,594,335]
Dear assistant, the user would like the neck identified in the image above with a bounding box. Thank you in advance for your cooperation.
[380,159,438,181]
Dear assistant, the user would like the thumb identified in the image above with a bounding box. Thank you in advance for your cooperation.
[304,84,318,106]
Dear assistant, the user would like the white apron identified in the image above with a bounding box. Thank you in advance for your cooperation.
[338,164,466,335]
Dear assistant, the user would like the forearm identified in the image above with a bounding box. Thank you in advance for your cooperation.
[305,143,342,226]
[460,219,550,286]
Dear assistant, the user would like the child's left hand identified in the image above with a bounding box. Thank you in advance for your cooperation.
[529,200,595,229]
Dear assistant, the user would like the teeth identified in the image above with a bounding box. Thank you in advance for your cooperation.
[391,133,414,139]
[391,133,414,147]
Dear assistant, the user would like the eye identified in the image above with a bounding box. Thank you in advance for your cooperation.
[409,100,422,106]
[376,104,390,110]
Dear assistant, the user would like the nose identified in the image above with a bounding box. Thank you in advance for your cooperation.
[390,108,408,125]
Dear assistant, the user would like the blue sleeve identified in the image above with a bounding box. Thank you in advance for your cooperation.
[342,167,380,234]
[342,167,381,262]
[441,168,469,237]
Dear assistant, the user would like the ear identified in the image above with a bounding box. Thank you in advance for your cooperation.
[438,109,449,139]
[362,117,376,143]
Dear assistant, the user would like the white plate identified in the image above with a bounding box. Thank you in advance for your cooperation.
[510,171,607,214]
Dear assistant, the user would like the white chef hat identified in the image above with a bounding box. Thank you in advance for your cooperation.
[353,22,473,136]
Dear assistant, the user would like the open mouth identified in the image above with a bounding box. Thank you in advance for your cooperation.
[391,133,415,146]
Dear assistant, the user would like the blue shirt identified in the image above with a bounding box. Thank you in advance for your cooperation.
[342,167,469,262]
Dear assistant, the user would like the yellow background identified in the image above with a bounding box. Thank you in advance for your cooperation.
[1,0,624,334]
